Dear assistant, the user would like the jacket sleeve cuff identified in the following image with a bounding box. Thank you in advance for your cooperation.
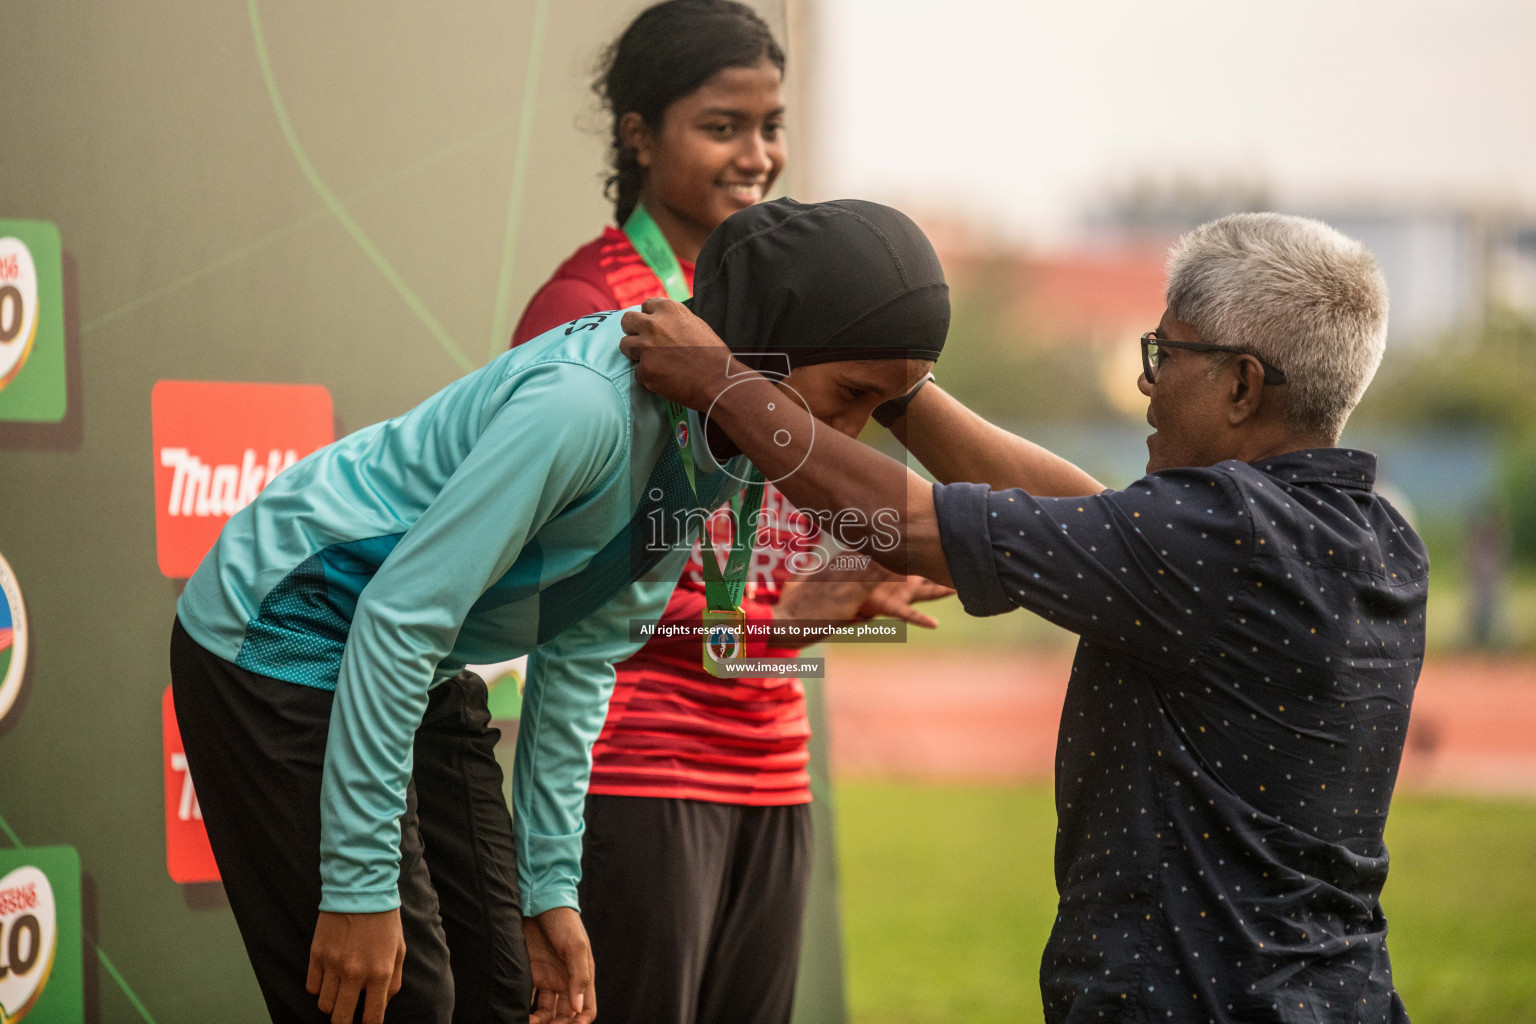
[523,884,581,918]
[932,482,1016,617]
[319,884,401,915]
[518,826,584,917]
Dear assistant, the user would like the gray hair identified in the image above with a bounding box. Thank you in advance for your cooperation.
[1165,212,1388,440]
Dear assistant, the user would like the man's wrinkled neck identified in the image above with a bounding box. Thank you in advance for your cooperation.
[1230,419,1337,467]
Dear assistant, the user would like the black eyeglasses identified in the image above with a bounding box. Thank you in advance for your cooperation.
[1140,332,1287,385]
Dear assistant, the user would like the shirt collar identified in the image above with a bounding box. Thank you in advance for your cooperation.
[1250,447,1376,490]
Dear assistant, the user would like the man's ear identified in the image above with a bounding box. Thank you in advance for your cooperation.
[1227,355,1267,426]
[619,112,653,169]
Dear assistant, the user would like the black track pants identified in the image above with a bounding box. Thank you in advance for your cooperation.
[171,618,531,1023]
[579,794,812,1024]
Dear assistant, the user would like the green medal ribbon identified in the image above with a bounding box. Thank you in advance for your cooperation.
[623,204,765,674]
[622,203,691,302]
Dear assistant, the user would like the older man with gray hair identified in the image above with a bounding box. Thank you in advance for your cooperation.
[620,209,1423,1023]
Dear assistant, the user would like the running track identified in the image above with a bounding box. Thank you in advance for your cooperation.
[824,649,1536,797]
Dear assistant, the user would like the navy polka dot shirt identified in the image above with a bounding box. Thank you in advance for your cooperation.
[934,449,1425,1024]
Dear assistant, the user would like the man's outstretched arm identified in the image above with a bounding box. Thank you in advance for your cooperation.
[888,382,1105,496]
[619,300,954,587]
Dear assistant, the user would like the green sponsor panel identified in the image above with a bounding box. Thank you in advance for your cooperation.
[0,220,65,424]
[0,845,83,1024]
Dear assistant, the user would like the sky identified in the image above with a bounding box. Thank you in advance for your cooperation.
[808,0,1536,245]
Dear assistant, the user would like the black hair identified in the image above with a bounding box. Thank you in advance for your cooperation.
[595,0,785,225]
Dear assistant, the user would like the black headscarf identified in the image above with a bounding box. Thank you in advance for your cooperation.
[688,198,949,370]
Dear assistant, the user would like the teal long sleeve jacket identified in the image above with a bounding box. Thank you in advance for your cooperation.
[177,312,746,916]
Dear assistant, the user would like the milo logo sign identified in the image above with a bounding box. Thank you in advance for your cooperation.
[0,238,38,390]
[0,847,80,1024]
[0,221,65,425]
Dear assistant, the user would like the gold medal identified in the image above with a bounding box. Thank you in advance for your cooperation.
[702,606,746,678]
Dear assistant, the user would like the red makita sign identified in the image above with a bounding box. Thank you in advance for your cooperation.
[161,685,219,884]
[151,380,333,578]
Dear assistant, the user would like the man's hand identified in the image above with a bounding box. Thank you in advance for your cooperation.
[776,561,954,632]
[854,574,954,629]
[524,907,596,1024]
[306,910,405,1024]
[619,297,736,410]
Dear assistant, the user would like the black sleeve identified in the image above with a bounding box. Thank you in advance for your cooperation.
[932,467,1256,669]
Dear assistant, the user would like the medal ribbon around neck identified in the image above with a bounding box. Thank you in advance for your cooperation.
[623,204,766,665]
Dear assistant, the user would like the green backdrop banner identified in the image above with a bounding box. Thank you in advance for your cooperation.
[0,2,842,1022]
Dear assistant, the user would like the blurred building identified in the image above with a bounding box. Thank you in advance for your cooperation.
[915,192,1528,512]
[1084,180,1536,346]
[916,216,1165,425]
[927,219,1165,351]
[932,190,1536,359]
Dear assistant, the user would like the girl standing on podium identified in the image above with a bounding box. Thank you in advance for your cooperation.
[512,4,945,1022]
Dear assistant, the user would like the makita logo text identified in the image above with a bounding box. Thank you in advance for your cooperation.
[151,380,333,577]
[159,447,298,518]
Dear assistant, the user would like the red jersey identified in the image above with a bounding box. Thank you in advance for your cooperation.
[512,227,814,806]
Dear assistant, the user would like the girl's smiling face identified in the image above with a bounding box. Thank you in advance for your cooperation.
[625,58,786,259]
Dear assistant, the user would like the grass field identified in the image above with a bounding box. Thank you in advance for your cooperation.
[837,782,1536,1024]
